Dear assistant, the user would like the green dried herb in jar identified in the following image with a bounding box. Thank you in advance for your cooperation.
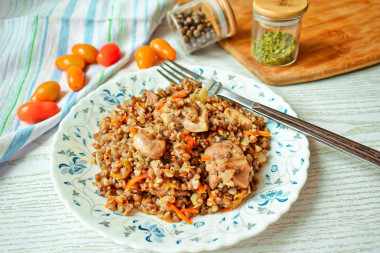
[251,0,308,67]
[253,31,296,66]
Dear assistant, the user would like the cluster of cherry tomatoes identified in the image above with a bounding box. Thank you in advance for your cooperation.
[135,38,176,69]
[56,43,121,91]
[17,43,121,124]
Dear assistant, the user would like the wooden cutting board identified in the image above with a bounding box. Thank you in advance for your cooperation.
[177,0,380,86]
[218,0,380,85]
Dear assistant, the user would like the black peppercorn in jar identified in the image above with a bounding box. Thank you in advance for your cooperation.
[251,0,308,66]
[168,0,237,54]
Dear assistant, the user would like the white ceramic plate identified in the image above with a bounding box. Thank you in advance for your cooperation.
[50,65,310,252]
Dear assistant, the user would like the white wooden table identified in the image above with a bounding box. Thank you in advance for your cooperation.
[1,23,379,253]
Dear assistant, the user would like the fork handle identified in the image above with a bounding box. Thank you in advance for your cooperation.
[250,102,380,168]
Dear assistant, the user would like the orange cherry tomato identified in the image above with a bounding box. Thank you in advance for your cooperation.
[67,66,84,91]
[149,38,176,61]
[96,43,121,67]
[135,45,156,69]
[17,101,58,124]
[30,81,61,102]
[72,44,98,64]
[55,55,85,71]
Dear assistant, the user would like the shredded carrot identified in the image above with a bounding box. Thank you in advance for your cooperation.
[201,155,214,162]
[186,135,195,149]
[185,147,193,154]
[243,130,270,137]
[105,199,114,208]
[257,130,270,137]
[111,114,127,126]
[120,114,127,122]
[243,130,257,136]
[168,203,192,224]
[155,102,165,111]
[180,208,199,214]
[98,124,101,131]
[183,129,190,136]
[125,174,149,191]
[111,119,121,126]
[130,126,138,134]
[220,208,231,213]
[171,91,188,99]
[198,184,206,194]
[207,188,215,201]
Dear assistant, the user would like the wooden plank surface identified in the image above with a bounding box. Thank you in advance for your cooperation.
[218,0,380,86]
[0,23,380,253]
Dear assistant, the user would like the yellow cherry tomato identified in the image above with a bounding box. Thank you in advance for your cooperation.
[67,66,84,91]
[30,81,61,102]
[149,38,176,60]
[72,44,98,64]
[55,55,85,71]
[135,45,156,69]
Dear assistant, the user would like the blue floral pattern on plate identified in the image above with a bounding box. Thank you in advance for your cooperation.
[50,66,310,253]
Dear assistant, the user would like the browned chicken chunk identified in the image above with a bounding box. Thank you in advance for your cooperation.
[133,132,166,160]
[158,99,209,133]
[225,108,252,130]
[204,140,251,189]
[183,104,209,133]
[142,90,159,106]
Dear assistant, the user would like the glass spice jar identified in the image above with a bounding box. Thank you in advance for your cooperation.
[251,0,308,66]
[167,0,237,54]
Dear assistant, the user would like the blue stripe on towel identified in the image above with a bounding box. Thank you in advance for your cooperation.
[84,0,99,44]
[0,126,35,162]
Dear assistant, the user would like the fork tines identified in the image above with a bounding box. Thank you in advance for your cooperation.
[158,59,205,84]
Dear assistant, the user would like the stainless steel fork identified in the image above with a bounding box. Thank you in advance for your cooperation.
[157,60,380,168]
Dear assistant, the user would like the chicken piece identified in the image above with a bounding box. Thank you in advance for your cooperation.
[183,104,209,133]
[158,103,180,126]
[133,132,166,160]
[142,90,159,106]
[182,99,200,119]
[204,141,251,189]
[160,113,178,126]
[171,89,189,98]
[224,108,252,130]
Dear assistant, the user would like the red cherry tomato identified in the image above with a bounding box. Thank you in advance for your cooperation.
[30,81,61,102]
[17,101,58,124]
[135,46,156,69]
[96,43,121,67]
[67,66,84,91]
[149,38,176,60]
[72,44,98,64]
[55,55,85,71]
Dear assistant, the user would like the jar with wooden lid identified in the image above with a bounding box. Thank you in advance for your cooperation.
[167,0,237,54]
[251,0,308,66]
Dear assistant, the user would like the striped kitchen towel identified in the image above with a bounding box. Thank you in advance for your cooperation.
[0,0,176,162]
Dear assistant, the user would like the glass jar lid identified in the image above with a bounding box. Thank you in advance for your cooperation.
[253,0,308,19]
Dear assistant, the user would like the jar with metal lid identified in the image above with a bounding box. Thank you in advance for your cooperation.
[167,0,237,54]
[251,0,308,66]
